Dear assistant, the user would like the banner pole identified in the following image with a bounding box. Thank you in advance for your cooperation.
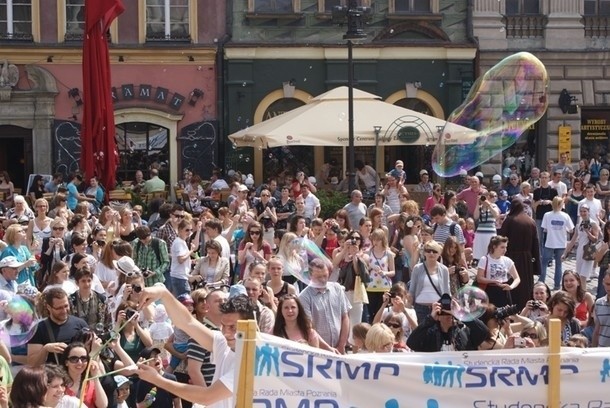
[236,320,257,408]
[547,318,561,408]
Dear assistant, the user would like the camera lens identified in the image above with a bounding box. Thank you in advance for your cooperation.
[132,285,142,293]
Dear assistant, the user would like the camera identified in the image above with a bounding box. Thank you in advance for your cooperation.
[96,240,106,247]
[493,304,520,320]
[514,337,526,348]
[141,269,154,278]
[125,308,137,320]
[440,293,452,313]
[531,300,542,310]
[581,220,591,230]
[132,284,142,293]
[350,239,357,245]
[387,291,397,299]
[480,195,487,202]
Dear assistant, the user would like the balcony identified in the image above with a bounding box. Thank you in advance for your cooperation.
[583,15,610,38]
[503,14,546,39]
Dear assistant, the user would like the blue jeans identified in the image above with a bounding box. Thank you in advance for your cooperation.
[540,247,564,289]
[170,277,190,298]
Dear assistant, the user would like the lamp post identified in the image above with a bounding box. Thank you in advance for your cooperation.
[333,0,370,194]
[373,125,382,193]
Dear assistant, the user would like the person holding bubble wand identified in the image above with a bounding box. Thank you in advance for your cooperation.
[136,285,258,408]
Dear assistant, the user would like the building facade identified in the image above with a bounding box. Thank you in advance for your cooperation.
[223,0,477,184]
[0,0,225,191]
[473,0,610,175]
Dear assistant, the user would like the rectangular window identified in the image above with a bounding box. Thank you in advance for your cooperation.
[394,0,431,13]
[324,0,341,12]
[0,0,32,41]
[146,0,189,42]
[254,0,294,13]
[584,0,610,15]
[506,0,539,15]
[65,0,85,41]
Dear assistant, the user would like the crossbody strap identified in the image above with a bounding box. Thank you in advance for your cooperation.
[423,262,443,298]
[44,319,60,365]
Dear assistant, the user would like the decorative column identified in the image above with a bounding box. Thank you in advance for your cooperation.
[472,0,507,50]
[545,0,585,50]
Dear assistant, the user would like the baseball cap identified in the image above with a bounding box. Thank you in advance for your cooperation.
[499,190,508,197]
[475,171,484,178]
[459,169,468,177]
[419,169,428,176]
[114,375,131,388]
[492,174,502,183]
[0,257,25,269]
[395,160,404,167]
[229,284,247,299]
[139,347,161,360]
[237,184,249,192]
[177,293,194,305]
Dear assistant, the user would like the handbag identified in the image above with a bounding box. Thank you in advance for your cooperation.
[582,240,598,261]
[473,257,489,291]
[353,275,369,304]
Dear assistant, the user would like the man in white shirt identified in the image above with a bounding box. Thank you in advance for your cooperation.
[137,285,257,408]
[578,184,603,223]
[205,219,231,259]
[301,183,320,220]
[549,169,568,198]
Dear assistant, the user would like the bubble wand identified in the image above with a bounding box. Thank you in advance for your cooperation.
[79,312,138,408]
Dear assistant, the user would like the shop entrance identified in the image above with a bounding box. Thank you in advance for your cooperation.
[0,125,33,190]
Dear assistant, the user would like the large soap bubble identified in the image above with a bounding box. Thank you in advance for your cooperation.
[0,290,41,347]
[451,285,489,322]
[283,238,333,286]
[433,52,549,177]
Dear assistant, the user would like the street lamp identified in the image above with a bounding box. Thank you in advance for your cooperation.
[373,125,382,192]
[333,0,371,194]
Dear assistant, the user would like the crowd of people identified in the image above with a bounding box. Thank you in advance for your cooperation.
[0,155,609,407]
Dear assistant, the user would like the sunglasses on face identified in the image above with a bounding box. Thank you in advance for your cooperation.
[424,248,439,254]
[173,214,185,218]
[521,332,539,339]
[67,356,89,364]
[53,227,65,231]
[387,322,401,329]
[250,230,261,235]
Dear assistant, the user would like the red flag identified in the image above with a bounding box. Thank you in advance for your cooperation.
[81,0,125,195]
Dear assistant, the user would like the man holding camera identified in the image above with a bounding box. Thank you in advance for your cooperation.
[406,298,488,352]
[132,226,170,287]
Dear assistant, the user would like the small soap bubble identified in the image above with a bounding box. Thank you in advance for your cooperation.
[0,291,41,347]
[283,239,333,286]
[451,286,489,322]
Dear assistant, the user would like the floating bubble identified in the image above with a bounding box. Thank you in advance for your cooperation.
[95,322,105,333]
[439,82,444,88]
[268,153,274,159]
[338,112,346,122]
[245,157,250,162]
[0,291,41,347]
[451,286,489,322]
[432,52,549,177]
[238,154,243,159]
[283,238,332,286]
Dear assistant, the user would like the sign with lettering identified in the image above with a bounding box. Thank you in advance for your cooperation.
[581,108,610,158]
[111,84,187,111]
[240,333,610,407]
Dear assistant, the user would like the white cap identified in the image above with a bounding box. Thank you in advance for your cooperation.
[419,169,428,176]
[0,256,25,269]
[308,176,317,185]
[492,174,502,183]
[475,171,484,178]
[459,169,468,177]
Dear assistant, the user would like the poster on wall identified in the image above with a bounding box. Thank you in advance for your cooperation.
[580,108,610,160]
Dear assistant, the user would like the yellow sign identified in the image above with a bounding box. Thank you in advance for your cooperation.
[558,125,572,162]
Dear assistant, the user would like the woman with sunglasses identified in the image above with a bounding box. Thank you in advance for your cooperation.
[424,184,444,217]
[506,321,548,348]
[408,240,449,325]
[60,342,108,408]
[0,224,38,286]
[563,203,600,289]
[374,282,417,342]
[48,193,73,220]
[336,230,370,329]
[273,294,320,348]
[38,218,68,287]
[476,235,521,308]
[382,312,409,351]
[237,221,271,281]
[25,198,52,256]
[169,219,198,298]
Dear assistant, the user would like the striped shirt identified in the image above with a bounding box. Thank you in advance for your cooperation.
[594,296,610,347]
[187,320,218,386]
[433,219,466,246]
[299,282,350,348]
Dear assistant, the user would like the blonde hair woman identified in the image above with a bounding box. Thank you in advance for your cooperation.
[364,323,395,353]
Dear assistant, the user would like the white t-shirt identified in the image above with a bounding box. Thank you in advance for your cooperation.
[480,255,514,283]
[95,262,118,295]
[170,237,191,279]
[302,193,320,220]
[578,197,603,223]
[208,331,235,408]
[550,180,568,197]
[541,210,574,248]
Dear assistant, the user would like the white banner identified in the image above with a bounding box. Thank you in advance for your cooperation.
[240,333,610,407]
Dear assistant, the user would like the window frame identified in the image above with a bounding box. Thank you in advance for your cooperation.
[389,0,437,14]
[138,0,197,44]
[0,0,39,42]
[584,0,610,16]
[317,0,372,14]
[505,0,540,16]
[247,0,301,14]
[57,0,118,43]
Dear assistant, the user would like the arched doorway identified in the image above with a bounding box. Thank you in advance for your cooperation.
[0,125,33,190]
